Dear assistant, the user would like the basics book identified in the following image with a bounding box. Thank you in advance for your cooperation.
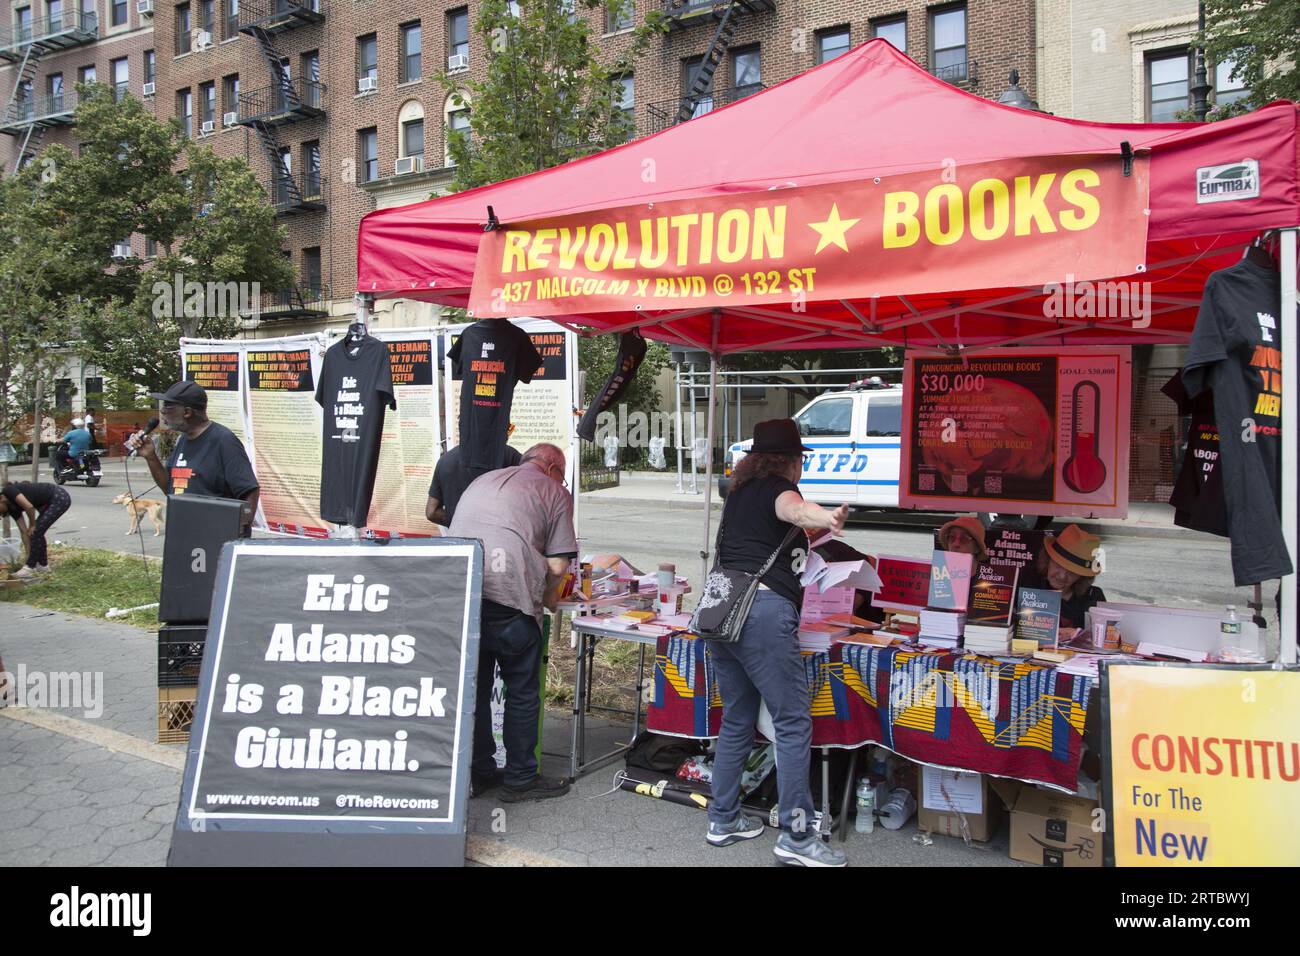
[927,550,974,611]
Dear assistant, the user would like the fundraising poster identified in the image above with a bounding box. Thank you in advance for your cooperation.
[171,539,482,866]
[244,341,328,536]
[182,347,247,439]
[365,334,440,537]
[443,319,577,488]
[901,347,1131,518]
[1104,662,1300,867]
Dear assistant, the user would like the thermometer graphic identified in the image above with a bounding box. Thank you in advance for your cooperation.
[1063,380,1107,494]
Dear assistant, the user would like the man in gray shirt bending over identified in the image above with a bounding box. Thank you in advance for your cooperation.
[450,443,577,802]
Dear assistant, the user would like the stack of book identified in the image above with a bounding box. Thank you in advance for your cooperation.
[963,563,1020,655]
[917,609,966,649]
[917,550,973,649]
[797,621,851,652]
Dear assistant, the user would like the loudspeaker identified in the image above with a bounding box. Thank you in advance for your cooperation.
[160,494,246,624]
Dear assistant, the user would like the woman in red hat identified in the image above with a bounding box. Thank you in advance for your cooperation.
[704,418,850,867]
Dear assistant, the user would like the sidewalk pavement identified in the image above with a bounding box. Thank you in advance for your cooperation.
[582,470,1208,541]
[0,601,1019,868]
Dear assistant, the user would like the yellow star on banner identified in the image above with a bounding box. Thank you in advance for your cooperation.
[808,203,861,254]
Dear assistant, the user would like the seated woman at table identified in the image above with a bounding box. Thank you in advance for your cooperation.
[937,515,988,571]
[706,418,848,868]
[810,533,884,625]
[1017,524,1107,629]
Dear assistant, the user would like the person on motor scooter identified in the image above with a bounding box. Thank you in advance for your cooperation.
[55,418,92,476]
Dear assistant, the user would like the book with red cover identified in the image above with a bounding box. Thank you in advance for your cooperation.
[968,563,1020,626]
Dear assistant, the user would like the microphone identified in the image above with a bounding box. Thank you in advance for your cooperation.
[128,416,161,458]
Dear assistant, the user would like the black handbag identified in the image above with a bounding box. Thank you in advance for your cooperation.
[689,517,801,644]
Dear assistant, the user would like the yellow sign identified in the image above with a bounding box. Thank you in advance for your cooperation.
[1106,663,1300,867]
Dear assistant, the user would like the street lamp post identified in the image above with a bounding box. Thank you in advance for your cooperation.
[1191,1,1212,121]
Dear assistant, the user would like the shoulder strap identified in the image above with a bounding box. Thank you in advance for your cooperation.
[757,526,802,578]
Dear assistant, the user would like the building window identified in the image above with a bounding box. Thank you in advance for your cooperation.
[606,0,632,33]
[79,64,95,85]
[303,247,322,294]
[816,27,851,64]
[359,127,378,182]
[401,117,424,160]
[111,0,125,26]
[199,80,215,128]
[1147,49,1190,122]
[301,49,319,106]
[732,45,760,95]
[400,21,421,83]
[222,73,238,114]
[16,6,31,43]
[198,0,213,35]
[302,140,320,196]
[446,106,469,164]
[1214,58,1248,107]
[447,7,468,67]
[47,72,63,110]
[176,3,191,54]
[47,0,62,31]
[872,16,905,53]
[928,5,966,81]
[225,0,237,38]
[111,56,128,100]
[144,49,155,85]
[79,0,93,28]
[177,88,193,138]
[357,33,377,87]
[681,56,714,117]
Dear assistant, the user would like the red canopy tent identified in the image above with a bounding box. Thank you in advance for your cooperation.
[356,39,1299,656]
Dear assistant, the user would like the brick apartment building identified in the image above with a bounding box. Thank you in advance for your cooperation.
[2,0,1040,341]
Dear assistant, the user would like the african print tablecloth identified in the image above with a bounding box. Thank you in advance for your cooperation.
[647,637,1094,790]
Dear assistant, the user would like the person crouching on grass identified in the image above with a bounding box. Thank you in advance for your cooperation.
[1,481,71,579]
[706,418,850,868]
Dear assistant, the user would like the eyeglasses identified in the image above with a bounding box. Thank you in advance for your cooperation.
[545,460,568,487]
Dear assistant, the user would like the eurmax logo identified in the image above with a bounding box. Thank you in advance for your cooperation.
[1196,160,1259,204]
[49,886,151,936]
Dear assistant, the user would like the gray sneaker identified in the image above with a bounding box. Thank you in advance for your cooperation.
[707,812,766,847]
[773,831,848,867]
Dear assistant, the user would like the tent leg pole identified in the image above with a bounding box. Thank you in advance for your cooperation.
[674,363,683,493]
[701,313,720,585]
[689,367,698,494]
[1279,228,1297,664]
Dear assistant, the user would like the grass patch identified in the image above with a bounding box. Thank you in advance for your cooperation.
[0,545,161,629]
[543,615,648,711]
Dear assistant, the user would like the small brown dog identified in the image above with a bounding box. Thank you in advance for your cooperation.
[112,493,166,536]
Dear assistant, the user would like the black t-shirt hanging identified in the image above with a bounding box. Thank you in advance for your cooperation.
[315,335,396,526]
[1161,371,1228,537]
[717,474,805,608]
[447,319,542,473]
[1182,257,1292,586]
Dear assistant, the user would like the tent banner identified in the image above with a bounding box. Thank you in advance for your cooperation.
[468,154,1150,317]
[900,346,1131,519]
[1103,662,1300,867]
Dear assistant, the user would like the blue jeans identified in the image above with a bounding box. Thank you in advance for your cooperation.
[472,599,543,788]
[707,589,815,836]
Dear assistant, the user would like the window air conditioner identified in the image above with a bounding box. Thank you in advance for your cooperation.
[223,110,238,126]
[394,155,423,175]
[357,75,377,93]
[142,82,155,96]
[111,242,132,259]
[200,120,215,135]
[195,30,213,50]
[136,0,153,14]
[447,53,468,71]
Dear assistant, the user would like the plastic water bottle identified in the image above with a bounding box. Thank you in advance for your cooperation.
[1218,605,1241,659]
[855,778,875,834]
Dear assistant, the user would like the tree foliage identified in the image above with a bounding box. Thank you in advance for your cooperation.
[11,84,293,399]
[1196,0,1300,120]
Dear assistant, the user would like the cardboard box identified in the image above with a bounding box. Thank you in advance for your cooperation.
[1009,787,1102,867]
[917,766,1005,842]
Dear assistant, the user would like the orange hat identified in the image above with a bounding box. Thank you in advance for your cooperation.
[1044,524,1102,577]
[938,515,988,560]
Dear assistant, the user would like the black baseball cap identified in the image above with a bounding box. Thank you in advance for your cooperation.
[149,380,208,409]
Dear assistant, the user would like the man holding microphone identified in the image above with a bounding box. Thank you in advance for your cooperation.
[127,380,260,536]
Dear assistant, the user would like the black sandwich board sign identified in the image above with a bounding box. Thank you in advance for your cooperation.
[168,537,483,866]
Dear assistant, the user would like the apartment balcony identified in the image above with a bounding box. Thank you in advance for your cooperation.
[0,89,78,134]
[643,83,764,135]
[237,79,325,127]
[661,0,774,30]
[0,12,98,62]
[257,284,330,321]
[237,0,324,35]
[271,172,326,215]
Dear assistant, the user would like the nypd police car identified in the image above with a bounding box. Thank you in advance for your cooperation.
[719,378,903,507]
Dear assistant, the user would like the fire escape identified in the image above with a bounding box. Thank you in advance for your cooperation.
[0,11,99,172]
[646,0,774,134]
[235,0,326,215]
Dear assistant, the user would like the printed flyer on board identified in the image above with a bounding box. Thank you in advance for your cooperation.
[365,335,440,537]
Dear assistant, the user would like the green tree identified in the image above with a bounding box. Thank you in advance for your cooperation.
[37,84,293,395]
[1195,0,1300,120]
